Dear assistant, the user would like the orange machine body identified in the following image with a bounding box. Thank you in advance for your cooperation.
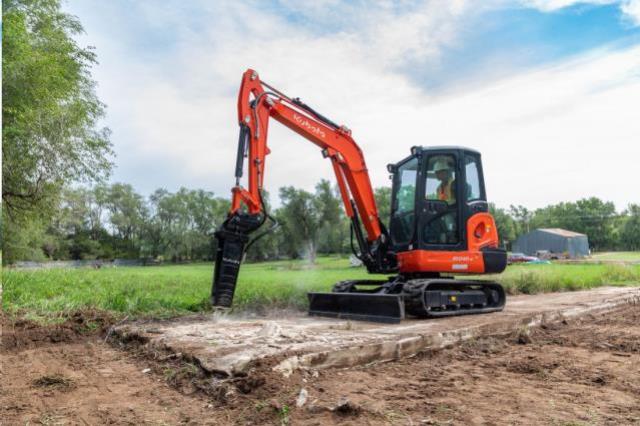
[397,213,500,274]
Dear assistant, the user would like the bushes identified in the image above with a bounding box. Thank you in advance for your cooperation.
[499,264,640,295]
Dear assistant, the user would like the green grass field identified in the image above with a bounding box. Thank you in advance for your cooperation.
[3,256,640,321]
[591,251,640,262]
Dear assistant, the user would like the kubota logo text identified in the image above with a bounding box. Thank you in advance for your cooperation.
[293,113,325,138]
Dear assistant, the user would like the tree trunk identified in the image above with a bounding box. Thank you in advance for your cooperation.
[308,240,317,264]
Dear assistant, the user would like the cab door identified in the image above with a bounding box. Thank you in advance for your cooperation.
[460,151,489,238]
[419,151,464,250]
[389,156,419,252]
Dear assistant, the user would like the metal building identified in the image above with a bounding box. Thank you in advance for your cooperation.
[512,228,589,258]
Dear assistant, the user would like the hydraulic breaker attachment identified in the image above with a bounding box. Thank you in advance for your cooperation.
[211,213,262,307]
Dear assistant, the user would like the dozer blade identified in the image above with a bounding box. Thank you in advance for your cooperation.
[308,292,405,323]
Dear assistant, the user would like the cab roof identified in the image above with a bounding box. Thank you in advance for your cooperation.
[414,145,480,155]
[388,146,481,172]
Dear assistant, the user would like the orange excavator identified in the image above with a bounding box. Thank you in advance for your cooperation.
[212,69,507,323]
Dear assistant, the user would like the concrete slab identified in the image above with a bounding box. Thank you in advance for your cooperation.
[114,286,639,377]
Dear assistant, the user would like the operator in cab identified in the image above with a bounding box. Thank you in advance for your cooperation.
[433,160,456,205]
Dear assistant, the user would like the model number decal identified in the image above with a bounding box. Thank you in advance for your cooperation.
[452,256,471,261]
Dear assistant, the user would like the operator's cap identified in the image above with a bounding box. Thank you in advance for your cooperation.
[432,160,450,172]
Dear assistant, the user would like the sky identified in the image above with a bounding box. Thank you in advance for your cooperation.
[65,0,640,210]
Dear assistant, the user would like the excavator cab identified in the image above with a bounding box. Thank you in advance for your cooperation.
[389,146,501,263]
[386,146,507,276]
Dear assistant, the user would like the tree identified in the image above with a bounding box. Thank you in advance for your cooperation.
[145,187,229,261]
[1,215,49,263]
[2,0,112,262]
[314,180,346,254]
[374,187,392,228]
[278,187,321,262]
[489,203,516,249]
[573,197,617,250]
[51,187,104,259]
[102,184,147,257]
[509,205,533,236]
[619,204,640,250]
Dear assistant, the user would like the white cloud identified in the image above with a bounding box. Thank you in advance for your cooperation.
[67,1,640,211]
[521,0,616,11]
[621,0,640,25]
[521,0,640,26]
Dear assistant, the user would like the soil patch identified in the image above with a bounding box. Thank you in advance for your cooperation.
[1,310,115,351]
[2,304,639,425]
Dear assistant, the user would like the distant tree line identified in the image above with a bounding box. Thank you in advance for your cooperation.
[3,180,639,264]
[490,199,640,252]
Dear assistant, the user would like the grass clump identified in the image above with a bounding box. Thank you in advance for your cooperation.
[493,263,640,295]
[32,375,75,391]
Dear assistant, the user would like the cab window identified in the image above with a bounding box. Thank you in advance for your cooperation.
[423,155,459,245]
[425,155,456,205]
[390,158,418,245]
[464,154,482,201]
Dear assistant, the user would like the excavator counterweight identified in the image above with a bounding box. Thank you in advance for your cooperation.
[212,69,507,323]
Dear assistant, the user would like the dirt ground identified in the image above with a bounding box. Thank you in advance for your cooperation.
[2,305,639,426]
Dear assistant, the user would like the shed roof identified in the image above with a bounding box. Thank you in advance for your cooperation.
[538,228,586,238]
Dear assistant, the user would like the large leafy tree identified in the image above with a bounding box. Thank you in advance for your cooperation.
[2,0,112,261]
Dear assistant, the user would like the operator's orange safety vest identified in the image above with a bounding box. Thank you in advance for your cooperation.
[437,179,455,204]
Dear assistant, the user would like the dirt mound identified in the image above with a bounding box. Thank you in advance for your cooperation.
[1,310,115,352]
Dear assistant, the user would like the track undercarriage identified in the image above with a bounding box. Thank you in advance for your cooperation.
[308,277,506,323]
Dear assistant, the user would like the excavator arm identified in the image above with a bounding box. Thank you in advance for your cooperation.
[212,69,396,307]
